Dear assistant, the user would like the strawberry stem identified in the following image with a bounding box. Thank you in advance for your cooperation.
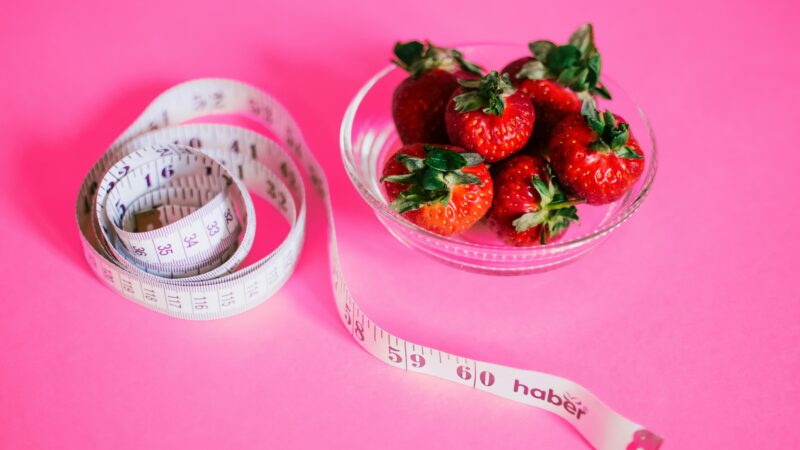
[384,146,484,213]
[581,99,643,159]
[453,71,515,116]
[512,170,581,241]
[392,40,483,78]
[545,199,584,210]
[517,23,611,99]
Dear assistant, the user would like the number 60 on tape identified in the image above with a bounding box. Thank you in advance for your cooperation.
[76,78,662,450]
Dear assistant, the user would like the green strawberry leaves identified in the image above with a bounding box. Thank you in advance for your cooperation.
[541,208,580,244]
[568,23,598,57]
[425,147,471,171]
[381,172,417,184]
[420,169,447,191]
[516,41,556,80]
[393,40,484,78]
[512,210,549,232]
[389,187,445,213]
[444,170,481,185]
[581,99,643,159]
[531,176,552,205]
[609,123,630,148]
[582,99,607,135]
[395,153,425,171]
[547,45,582,73]
[529,40,557,61]
[451,50,484,77]
[453,71,515,116]
[382,145,484,213]
[515,24,611,99]
[512,168,581,244]
[613,144,643,159]
[393,41,425,68]
[516,60,549,80]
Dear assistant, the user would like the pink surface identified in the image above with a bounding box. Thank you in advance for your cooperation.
[1,0,798,448]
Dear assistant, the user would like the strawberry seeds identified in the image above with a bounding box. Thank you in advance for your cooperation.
[384,25,646,246]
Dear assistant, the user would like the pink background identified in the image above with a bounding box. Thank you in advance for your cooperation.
[1,0,798,448]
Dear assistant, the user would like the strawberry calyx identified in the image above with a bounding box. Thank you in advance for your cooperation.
[453,71,515,116]
[382,145,484,213]
[511,168,581,244]
[516,24,611,99]
[581,99,643,159]
[393,40,483,78]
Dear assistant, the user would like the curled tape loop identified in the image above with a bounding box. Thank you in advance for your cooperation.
[75,79,661,450]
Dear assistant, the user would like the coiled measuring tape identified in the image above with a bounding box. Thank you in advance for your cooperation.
[75,78,662,450]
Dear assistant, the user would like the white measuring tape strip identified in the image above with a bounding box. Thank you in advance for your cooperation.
[75,78,662,450]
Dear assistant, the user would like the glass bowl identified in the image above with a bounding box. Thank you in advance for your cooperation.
[340,43,657,275]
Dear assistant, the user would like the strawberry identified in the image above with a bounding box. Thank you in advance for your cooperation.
[487,154,580,246]
[392,40,483,144]
[382,143,493,236]
[445,71,534,162]
[549,99,645,205]
[501,24,611,145]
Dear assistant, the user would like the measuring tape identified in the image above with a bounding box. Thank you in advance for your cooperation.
[75,78,662,450]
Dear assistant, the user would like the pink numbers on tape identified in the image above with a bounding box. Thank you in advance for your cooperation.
[75,79,661,450]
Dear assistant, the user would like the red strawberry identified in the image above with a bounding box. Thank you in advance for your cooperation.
[392,41,483,144]
[487,154,580,246]
[382,143,493,236]
[549,100,645,205]
[445,71,534,162]
[502,57,581,142]
[501,24,611,145]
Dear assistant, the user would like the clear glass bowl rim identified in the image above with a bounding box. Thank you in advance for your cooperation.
[340,43,658,254]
